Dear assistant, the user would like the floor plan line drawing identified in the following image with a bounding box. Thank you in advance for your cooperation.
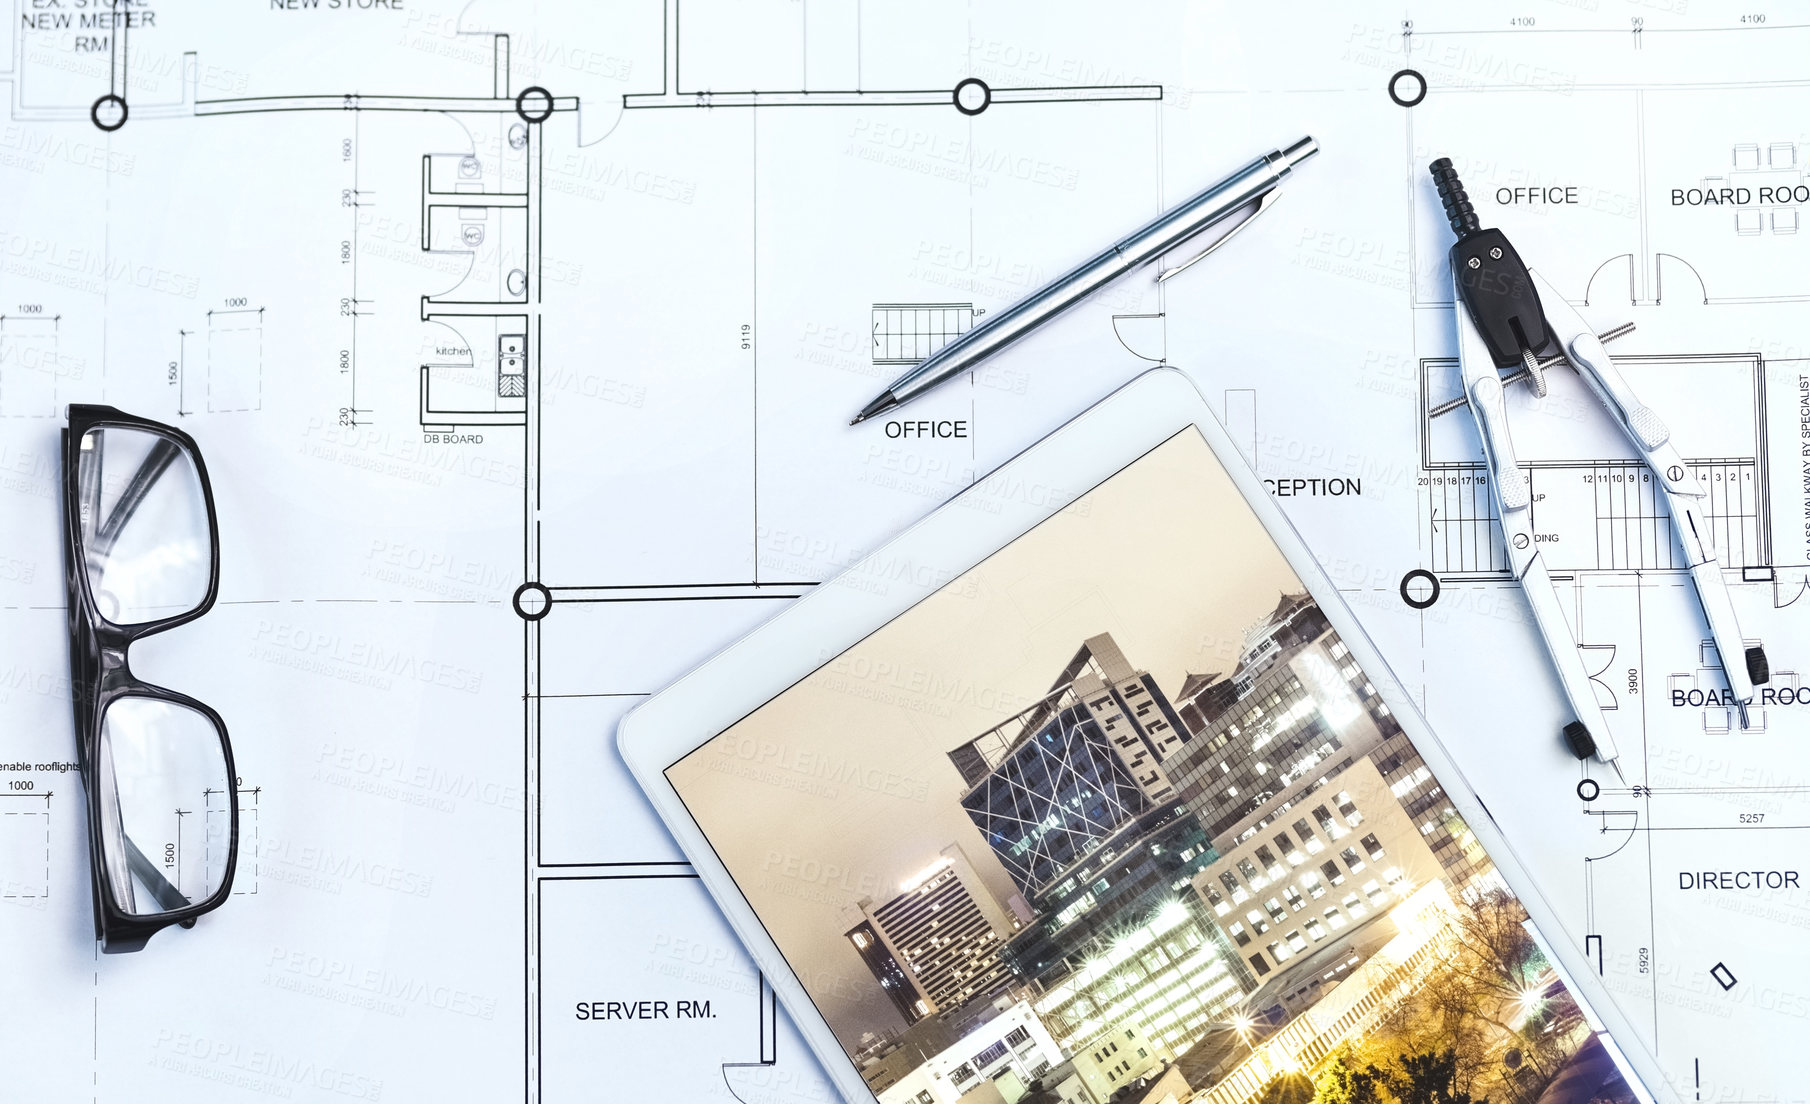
[0,793,52,901]
[0,313,61,419]
[545,582,817,603]
[1399,79,1810,315]
[1378,26,1810,1100]
[871,302,976,365]
[620,0,1162,113]
[2,5,1808,1103]
[205,306,263,414]
[505,15,1179,1095]
[1416,353,1773,577]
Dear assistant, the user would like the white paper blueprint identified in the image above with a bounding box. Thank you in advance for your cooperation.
[0,2,1804,1101]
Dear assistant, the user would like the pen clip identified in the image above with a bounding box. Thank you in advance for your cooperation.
[1156,188,1283,283]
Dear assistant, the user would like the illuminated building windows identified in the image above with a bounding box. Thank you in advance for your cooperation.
[1237,857,1264,888]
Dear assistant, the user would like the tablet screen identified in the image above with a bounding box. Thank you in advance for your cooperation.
[667,428,1636,1104]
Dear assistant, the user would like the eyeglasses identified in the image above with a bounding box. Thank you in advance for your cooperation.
[62,405,237,953]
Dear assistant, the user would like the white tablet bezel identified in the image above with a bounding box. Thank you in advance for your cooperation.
[617,368,1669,1104]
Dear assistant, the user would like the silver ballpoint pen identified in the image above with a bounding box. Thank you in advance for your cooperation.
[850,136,1321,425]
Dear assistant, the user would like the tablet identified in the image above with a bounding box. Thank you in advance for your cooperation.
[618,369,1663,1104]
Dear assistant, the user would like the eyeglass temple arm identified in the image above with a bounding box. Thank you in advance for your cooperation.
[97,723,193,915]
[87,436,181,562]
[122,830,192,914]
[78,429,103,554]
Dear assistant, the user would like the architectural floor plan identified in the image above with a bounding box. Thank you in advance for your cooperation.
[0,2,1804,1101]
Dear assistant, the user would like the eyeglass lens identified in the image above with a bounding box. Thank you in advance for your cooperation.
[77,426,213,626]
[95,696,231,917]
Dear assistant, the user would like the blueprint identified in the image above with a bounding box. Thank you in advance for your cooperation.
[0,1,1804,1101]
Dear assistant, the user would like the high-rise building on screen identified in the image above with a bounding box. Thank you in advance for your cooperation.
[847,918,924,1025]
[844,845,1018,1026]
[949,634,1194,900]
[1162,593,1491,890]
[946,634,1255,1057]
[1163,593,1380,840]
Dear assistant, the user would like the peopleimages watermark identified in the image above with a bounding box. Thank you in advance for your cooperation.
[263,833,434,899]
[150,1029,383,1101]
[712,732,932,803]
[313,740,524,815]
[250,620,485,695]
[298,419,526,492]
[0,228,199,299]
[264,945,498,1022]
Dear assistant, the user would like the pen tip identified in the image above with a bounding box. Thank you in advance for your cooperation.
[851,392,898,426]
[849,415,865,426]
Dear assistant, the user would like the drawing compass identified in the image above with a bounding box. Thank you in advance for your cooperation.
[1429,158,1770,778]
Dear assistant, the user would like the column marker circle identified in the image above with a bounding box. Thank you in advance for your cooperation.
[1400,569,1441,609]
[953,78,992,116]
[1388,69,1427,108]
[515,86,555,124]
[91,94,128,132]
[513,581,553,621]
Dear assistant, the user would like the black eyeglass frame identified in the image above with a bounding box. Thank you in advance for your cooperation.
[61,403,238,954]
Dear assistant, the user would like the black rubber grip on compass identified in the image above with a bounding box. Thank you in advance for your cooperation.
[1430,157,1554,369]
[1746,646,1770,685]
[1430,157,1481,237]
[1562,721,1596,761]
